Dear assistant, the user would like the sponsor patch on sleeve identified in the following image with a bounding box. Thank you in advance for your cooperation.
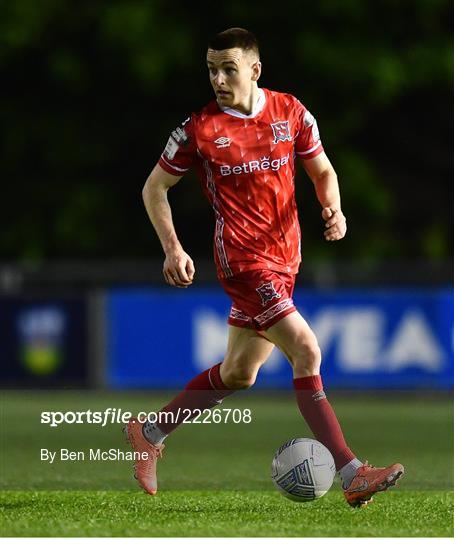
[163,136,179,160]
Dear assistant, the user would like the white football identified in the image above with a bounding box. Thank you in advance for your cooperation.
[271,438,336,502]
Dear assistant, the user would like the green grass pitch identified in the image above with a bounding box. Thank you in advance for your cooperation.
[1,390,453,536]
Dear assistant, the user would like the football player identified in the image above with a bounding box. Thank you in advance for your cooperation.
[125,27,404,507]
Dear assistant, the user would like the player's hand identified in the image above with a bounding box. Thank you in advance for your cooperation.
[322,207,347,241]
[163,249,195,288]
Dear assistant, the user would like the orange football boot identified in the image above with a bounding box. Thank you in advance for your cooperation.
[124,417,164,495]
[344,461,404,507]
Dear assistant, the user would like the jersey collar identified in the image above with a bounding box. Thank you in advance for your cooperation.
[218,88,266,119]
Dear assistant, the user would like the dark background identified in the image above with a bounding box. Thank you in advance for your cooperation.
[1,0,452,265]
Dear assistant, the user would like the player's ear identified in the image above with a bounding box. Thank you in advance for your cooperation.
[252,60,262,82]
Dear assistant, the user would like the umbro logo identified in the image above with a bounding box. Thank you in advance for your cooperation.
[312,390,326,402]
[214,136,231,148]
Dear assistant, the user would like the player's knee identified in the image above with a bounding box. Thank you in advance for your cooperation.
[221,365,257,390]
[301,343,322,373]
[229,377,255,390]
[288,339,321,374]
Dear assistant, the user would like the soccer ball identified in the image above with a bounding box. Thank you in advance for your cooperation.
[271,438,336,502]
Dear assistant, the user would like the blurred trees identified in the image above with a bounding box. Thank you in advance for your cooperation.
[1,0,452,262]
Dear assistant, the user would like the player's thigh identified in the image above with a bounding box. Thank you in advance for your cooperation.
[264,311,320,365]
[222,324,275,378]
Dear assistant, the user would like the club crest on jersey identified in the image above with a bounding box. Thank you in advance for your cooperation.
[256,282,282,306]
[214,136,231,148]
[271,121,292,144]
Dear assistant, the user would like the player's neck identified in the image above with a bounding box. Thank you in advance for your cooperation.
[231,84,259,115]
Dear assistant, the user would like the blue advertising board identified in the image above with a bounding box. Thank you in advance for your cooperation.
[106,288,454,389]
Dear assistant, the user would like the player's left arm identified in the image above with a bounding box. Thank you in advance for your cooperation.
[302,151,347,241]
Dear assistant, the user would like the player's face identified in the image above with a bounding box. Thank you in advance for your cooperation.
[207,48,261,113]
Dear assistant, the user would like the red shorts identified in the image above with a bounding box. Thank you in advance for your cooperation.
[220,269,297,331]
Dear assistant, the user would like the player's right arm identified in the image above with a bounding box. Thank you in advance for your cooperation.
[142,163,195,288]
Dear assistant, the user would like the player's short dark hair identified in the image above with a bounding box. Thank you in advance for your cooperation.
[208,28,259,57]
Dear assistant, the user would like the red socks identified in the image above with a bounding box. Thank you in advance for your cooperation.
[156,363,234,434]
[155,366,354,472]
[293,375,356,470]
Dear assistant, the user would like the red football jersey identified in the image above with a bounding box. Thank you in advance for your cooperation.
[158,88,323,279]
